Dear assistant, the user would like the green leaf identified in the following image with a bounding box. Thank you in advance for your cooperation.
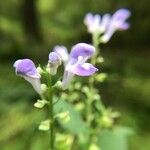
[54,98,90,136]
[88,143,100,150]
[98,126,133,150]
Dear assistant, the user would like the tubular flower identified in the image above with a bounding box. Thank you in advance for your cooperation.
[101,8,131,43]
[84,13,110,34]
[55,43,98,89]
[13,59,41,94]
[48,52,62,75]
[84,13,101,34]
[53,46,69,64]
[84,9,131,43]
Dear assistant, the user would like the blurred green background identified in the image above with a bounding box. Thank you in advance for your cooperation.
[0,0,150,150]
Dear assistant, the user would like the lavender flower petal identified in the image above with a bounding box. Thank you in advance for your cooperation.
[66,63,98,76]
[111,8,131,29]
[48,52,62,75]
[62,43,97,89]
[14,59,40,78]
[84,13,101,33]
[84,13,94,27]
[48,52,62,66]
[92,14,101,32]
[100,27,116,43]
[118,22,130,30]
[53,46,69,63]
[70,43,95,60]
[112,9,131,22]
[13,59,41,94]
[61,71,74,89]
[100,14,111,33]
[101,8,131,43]
[24,76,41,94]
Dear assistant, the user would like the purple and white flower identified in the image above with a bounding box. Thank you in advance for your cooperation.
[101,8,131,43]
[55,43,98,89]
[84,13,100,34]
[53,46,69,64]
[13,59,41,94]
[48,52,62,75]
[84,13,110,34]
[84,8,131,43]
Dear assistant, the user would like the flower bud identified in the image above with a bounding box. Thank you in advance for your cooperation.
[100,115,113,128]
[56,111,70,124]
[34,99,48,108]
[53,81,62,89]
[36,66,44,74]
[38,119,50,131]
[48,52,62,75]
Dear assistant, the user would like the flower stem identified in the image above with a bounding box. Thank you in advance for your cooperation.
[86,33,103,122]
[85,34,100,123]
[46,73,55,150]
[49,87,54,150]
[92,32,100,64]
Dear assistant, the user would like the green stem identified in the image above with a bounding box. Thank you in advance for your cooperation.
[46,74,55,150]
[86,32,103,122]
[85,33,100,122]
[92,32,100,64]
[49,87,54,150]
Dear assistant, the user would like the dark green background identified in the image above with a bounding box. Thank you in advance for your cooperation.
[0,0,150,150]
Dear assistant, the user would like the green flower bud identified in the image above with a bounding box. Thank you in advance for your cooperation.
[34,99,48,108]
[38,120,50,131]
[56,111,70,124]
[75,102,84,111]
[97,56,104,63]
[53,81,62,89]
[95,73,107,82]
[100,115,113,128]
[36,66,44,74]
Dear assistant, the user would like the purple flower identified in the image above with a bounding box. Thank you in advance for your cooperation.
[100,14,111,33]
[84,9,131,43]
[84,13,110,34]
[84,13,101,34]
[48,52,62,75]
[53,46,69,64]
[101,8,131,43]
[56,43,98,89]
[13,59,41,94]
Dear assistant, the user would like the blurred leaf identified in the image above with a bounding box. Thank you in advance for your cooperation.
[0,102,43,142]
[54,98,90,136]
[98,126,133,150]
[55,133,74,150]
[88,143,99,150]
